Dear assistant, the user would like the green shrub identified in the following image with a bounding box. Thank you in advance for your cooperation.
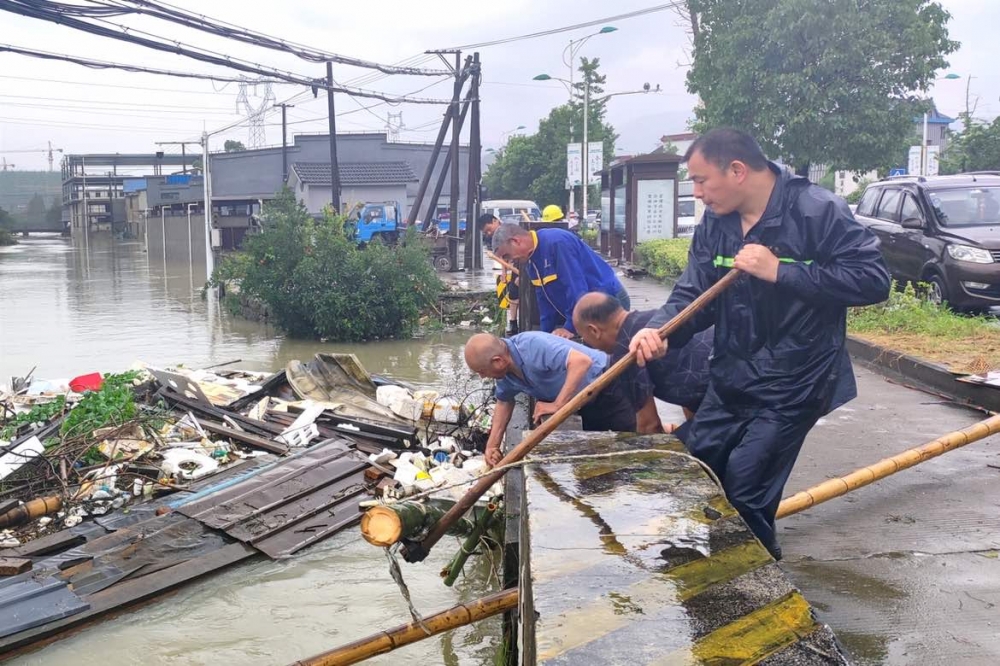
[634,238,692,280]
[212,188,442,341]
[0,228,16,246]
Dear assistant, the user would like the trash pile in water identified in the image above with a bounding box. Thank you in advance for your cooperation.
[0,354,492,552]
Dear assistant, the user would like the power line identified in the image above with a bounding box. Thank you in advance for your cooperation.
[0,43,283,84]
[443,2,682,49]
[97,0,449,75]
[0,4,453,105]
[0,43,450,105]
[0,72,275,95]
[0,101,240,118]
[0,92,239,111]
[0,115,196,133]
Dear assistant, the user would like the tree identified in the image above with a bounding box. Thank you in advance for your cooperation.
[211,188,442,341]
[685,0,958,173]
[0,206,15,245]
[26,193,46,224]
[940,114,1000,175]
[46,200,62,225]
[484,59,617,210]
[224,140,246,153]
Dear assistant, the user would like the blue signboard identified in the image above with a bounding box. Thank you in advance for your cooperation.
[889,167,907,177]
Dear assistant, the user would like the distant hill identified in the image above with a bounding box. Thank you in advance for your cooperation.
[0,171,61,214]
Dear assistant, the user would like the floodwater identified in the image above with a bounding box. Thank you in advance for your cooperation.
[0,234,502,665]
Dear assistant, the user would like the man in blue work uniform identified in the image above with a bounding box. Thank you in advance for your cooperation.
[630,129,890,560]
[572,292,712,436]
[464,331,635,466]
[491,214,629,339]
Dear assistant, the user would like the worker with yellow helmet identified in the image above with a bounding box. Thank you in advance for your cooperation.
[491,206,629,339]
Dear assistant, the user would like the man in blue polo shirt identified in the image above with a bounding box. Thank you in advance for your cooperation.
[491,219,629,339]
[464,331,635,466]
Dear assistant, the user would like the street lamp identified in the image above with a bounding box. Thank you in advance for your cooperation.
[500,125,526,146]
[535,26,616,218]
[533,72,659,225]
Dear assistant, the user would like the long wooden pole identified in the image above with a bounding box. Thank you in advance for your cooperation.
[777,413,1000,519]
[395,269,743,562]
[289,588,518,666]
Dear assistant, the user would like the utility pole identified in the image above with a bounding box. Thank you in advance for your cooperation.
[200,132,215,277]
[582,76,590,222]
[326,62,341,213]
[155,141,200,175]
[275,103,295,184]
[464,52,483,271]
[449,51,462,272]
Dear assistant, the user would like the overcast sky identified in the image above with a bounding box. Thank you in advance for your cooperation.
[0,0,996,171]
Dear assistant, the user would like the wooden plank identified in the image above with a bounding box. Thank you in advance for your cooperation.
[0,558,31,576]
[196,419,288,456]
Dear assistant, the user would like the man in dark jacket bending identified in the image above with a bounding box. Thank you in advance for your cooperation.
[630,128,890,560]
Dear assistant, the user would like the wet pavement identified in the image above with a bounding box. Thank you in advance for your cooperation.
[782,368,1000,665]
[521,431,847,665]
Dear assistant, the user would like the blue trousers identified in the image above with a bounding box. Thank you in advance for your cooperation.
[681,388,822,560]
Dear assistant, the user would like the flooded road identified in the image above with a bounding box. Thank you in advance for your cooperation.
[0,235,501,665]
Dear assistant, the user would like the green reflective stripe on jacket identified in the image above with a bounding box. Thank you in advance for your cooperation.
[712,255,813,268]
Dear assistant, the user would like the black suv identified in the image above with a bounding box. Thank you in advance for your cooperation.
[853,173,1000,311]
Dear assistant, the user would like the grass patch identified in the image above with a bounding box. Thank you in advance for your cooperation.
[848,282,1000,373]
[634,238,691,280]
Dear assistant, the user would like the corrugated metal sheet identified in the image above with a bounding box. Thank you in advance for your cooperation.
[0,576,89,639]
[177,439,369,559]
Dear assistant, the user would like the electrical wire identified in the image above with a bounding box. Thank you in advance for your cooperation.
[0,115,196,133]
[442,2,683,49]
[0,102,239,119]
[0,43,283,85]
[0,72,286,95]
[0,5,451,104]
[0,92,241,112]
[96,0,448,75]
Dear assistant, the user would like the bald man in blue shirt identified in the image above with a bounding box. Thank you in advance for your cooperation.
[465,331,635,466]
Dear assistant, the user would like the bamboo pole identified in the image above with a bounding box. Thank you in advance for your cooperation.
[441,502,500,586]
[0,495,62,529]
[777,413,1000,519]
[393,269,743,562]
[360,501,484,547]
[289,588,518,666]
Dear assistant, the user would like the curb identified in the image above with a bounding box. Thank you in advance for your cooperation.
[847,336,1000,413]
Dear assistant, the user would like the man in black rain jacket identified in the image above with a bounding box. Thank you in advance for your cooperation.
[630,128,890,560]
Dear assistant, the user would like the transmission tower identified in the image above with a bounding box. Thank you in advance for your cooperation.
[236,80,276,148]
[386,112,404,142]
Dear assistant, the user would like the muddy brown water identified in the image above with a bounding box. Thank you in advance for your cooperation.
[0,235,501,665]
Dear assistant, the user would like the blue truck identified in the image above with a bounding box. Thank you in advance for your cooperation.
[345,201,401,244]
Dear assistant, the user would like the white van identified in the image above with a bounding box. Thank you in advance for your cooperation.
[481,199,541,223]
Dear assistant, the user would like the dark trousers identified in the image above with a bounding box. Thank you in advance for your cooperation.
[578,378,636,433]
[684,388,822,560]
